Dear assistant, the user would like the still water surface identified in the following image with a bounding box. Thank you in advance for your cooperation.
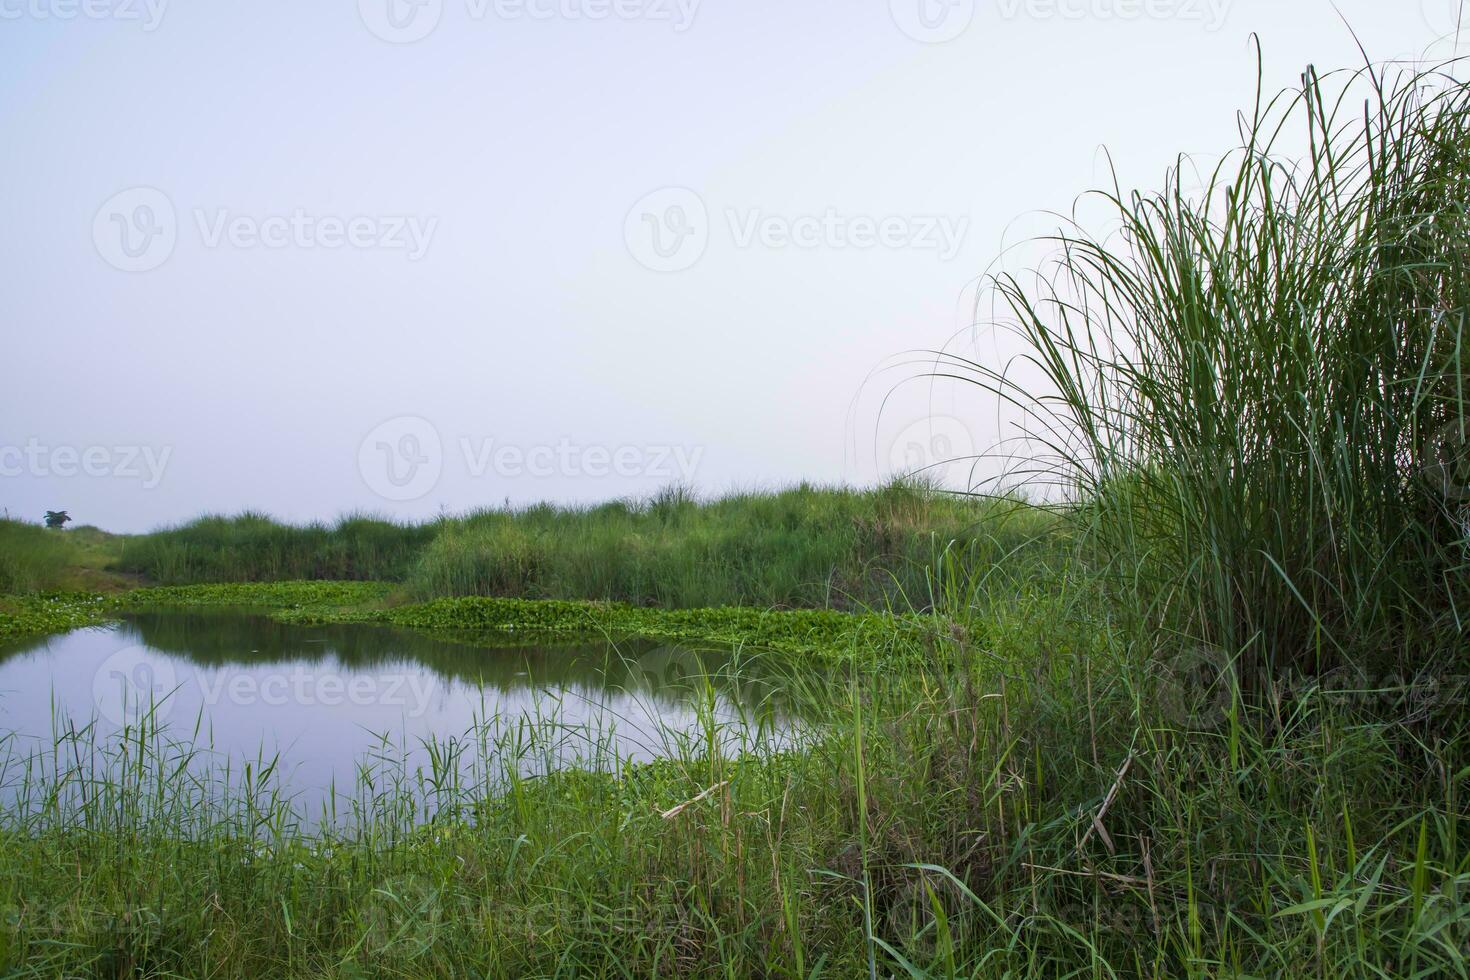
[0,609,800,814]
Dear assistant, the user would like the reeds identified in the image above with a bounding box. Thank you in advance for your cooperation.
[942,56,1470,683]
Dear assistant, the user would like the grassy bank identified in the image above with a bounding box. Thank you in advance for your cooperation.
[112,484,1051,611]
[116,513,435,586]
[1,574,1464,977]
[0,519,127,593]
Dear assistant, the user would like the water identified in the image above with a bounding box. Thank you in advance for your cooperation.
[0,608,801,818]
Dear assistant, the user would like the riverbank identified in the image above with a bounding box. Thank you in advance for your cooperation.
[1,568,1462,978]
[5,482,1052,612]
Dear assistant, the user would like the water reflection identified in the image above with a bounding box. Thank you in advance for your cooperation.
[0,609,805,818]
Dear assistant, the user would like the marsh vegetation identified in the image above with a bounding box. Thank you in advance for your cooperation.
[1,58,1468,977]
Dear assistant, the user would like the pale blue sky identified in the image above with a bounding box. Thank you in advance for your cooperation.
[0,0,1454,530]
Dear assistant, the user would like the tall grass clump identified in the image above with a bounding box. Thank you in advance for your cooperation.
[117,512,436,584]
[406,482,1052,610]
[0,519,75,593]
[101,485,1054,609]
[952,58,1470,683]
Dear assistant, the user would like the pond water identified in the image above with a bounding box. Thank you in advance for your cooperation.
[0,609,802,818]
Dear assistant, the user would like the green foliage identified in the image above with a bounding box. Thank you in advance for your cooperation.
[0,592,112,642]
[0,519,77,593]
[104,485,1053,611]
[405,482,1049,610]
[125,580,395,611]
[378,596,901,664]
[116,512,437,585]
[1,588,1464,977]
[948,59,1470,680]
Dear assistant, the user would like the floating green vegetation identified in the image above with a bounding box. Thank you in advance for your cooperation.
[0,593,117,643]
[1,580,918,666]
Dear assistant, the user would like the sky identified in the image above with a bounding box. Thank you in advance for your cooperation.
[0,0,1460,532]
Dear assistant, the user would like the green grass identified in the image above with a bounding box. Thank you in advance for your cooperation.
[0,577,1464,977]
[111,483,1054,612]
[2,55,1469,977]
[404,482,1051,611]
[946,56,1470,684]
[0,519,78,593]
[0,520,131,595]
[116,512,437,586]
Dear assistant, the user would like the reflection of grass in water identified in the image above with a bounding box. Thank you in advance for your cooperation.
[111,607,802,712]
